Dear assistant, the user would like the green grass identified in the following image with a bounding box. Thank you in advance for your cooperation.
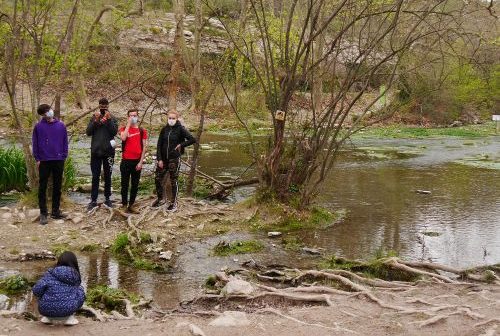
[0,274,30,295]
[281,236,303,251]
[85,285,139,312]
[355,122,497,139]
[80,243,100,252]
[110,232,163,272]
[212,240,264,256]
[0,148,27,193]
[50,243,71,257]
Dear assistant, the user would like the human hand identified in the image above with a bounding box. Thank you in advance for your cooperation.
[36,161,40,168]
[158,160,164,169]
[94,111,101,119]
[136,162,142,171]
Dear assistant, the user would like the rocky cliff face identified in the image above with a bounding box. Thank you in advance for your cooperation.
[117,13,229,54]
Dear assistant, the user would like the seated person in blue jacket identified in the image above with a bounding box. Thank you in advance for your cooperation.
[32,251,85,326]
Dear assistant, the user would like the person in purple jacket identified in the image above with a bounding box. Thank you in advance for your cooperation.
[32,104,69,225]
[32,251,85,325]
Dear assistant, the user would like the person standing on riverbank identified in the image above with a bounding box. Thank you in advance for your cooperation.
[86,98,118,212]
[153,111,196,212]
[119,109,148,214]
[32,104,68,225]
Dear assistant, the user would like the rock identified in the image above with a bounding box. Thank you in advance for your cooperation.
[302,247,321,255]
[189,324,206,336]
[1,213,12,220]
[208,311,250,327]
[0,207,10,212]
[72,216,83,224]
[416,190,431,194]
[267,231,282,238]
[26,209,39,218]
[221,278,254,296]
[18,250,56,261]
[208,17,225,30]
[0,294,9,310]
[17,213,26,221]
[54,219,65,225]
[450,120,463,127]
[159,250,173,260]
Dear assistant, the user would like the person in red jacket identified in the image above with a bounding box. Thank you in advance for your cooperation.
[119,109,148,213]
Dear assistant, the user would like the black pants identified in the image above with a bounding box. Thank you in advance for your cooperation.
[120,159,141,206]
[155,158,180,204]
[38,160,64,216]
[90,155,114,202]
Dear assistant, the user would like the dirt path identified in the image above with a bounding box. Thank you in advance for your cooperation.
[1,280,499,336]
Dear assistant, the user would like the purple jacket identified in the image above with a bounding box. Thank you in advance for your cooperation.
[32,118,68,162]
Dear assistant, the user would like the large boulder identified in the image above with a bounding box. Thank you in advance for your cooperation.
[221,278,254,296]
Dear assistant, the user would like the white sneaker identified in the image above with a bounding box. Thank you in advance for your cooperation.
[64,315,79,326]
[40,316,52,324]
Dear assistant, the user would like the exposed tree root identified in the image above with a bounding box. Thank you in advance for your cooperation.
[259,307,357,334]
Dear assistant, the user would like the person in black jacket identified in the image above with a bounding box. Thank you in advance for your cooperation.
[152,111,196,211]
[85,98,118,212]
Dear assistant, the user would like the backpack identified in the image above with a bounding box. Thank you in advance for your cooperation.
[121,127,144,154]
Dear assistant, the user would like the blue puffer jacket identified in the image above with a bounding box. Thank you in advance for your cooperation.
[32,266,86,317]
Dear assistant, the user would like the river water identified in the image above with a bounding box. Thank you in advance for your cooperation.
[1,133,499,311]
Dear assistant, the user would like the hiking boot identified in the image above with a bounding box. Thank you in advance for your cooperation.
[103,199,114,209]
[51,211,67,220]
[166,203,177,213]
[87,201,98,212]
[63,315,79,326]
[151,199,164,208]
[40,316,52,324]
[127,205,140,214]
[39,214,48,225]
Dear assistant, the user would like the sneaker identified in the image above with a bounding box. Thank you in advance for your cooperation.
[103,199,114,209]
[50,211,67,220]
[87,201,98,212]
[166,203,177,213]
[40,316,52,324]
[39,214,48,225]
[63,315,79,326]
[127,205,140,214]
[151,199,164,208]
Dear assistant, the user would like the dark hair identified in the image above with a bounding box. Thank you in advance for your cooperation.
[127,108,139,116]
[98,98,109,105]
[56,251,80,275]
[37,104,51,116]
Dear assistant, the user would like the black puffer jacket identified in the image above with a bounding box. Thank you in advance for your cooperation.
[156,121,196,161]
[86,115,118,157]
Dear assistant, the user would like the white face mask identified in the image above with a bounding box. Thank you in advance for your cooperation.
[167,119,176,126]
[46,109,54,118]
[131,116,138,124]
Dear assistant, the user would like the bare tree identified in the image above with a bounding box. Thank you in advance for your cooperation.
[167,0,186,111]
[216,0,464,207]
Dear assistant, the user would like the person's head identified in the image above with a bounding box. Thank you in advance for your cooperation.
[37,104,54,120]
[127,108,139,125]
[98,98,109,115]
[56,251,80,275]
[167,110,179,127]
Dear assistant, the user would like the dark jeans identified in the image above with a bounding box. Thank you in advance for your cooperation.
[90,155,114,202]
[38,160,64,216]
[120,159,141,206]
[155,158,180,204]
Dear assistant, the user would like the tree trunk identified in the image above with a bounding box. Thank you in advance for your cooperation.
[185,0,203,196]
[168,0,185,112]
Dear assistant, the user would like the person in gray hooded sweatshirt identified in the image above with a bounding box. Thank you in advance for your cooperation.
[86,98,118,212]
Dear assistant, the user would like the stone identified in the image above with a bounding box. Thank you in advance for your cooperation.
[0,294,9,310]
[17,213,26,221]
[301,247,321,255]
[0,207,10,212]
[71,217,83,224]
[26,209,39,218]
[159,250,173,260]
[189,324,206,336]
[1,213,12,220]
[208,311,250,327]
[54,220,65,225]
[416,190,431,195]
[221,278,254,296]
[267,231,282,238]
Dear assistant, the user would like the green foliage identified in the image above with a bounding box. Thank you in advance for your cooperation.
[85,285,139,312]
[110,232,163,272]
[63,156,77,190]
[212,240,264,256]
[50,243,70,257]
[80,244,100,252]
[0,148,27,193]
[111,233,130,254]
[281,236,303,251]
[0,275,30,295]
